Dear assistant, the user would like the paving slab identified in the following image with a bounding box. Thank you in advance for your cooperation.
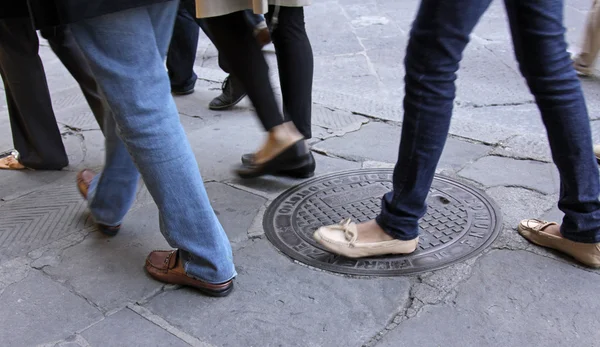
[458,156,560,194]
[0,179,93,263]
[81,308,189,347]
[0,169,66,202]
[484,186,556,250]
[491,134,553,162]
[187,113,264,182]
[0,270,102,346]
[378,250,600,347]
[205,182,267,245]
[313,122,400,162]
[314,121,490,172]
[306,1,365,57]
[450,104,543,145]
[39,203,171,312]
[145,239,410,347]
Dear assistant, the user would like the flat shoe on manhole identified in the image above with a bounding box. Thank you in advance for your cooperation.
[262,169,502,276]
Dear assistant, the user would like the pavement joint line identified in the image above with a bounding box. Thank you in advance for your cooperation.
[127,304,216,347]
[363,254,483,347]
[37,267,107,315]
[221,180,275,200]
[337,2,388,92]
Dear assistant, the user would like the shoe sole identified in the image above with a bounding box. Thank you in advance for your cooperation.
[208,94,247,110]
[313,231,418,258]
[172,89,195,96]
[146,268,234,297]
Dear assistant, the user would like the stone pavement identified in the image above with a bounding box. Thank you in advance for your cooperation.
[1,1,600,346]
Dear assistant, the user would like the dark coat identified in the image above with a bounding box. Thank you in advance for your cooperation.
[1,0,173,28]
[0,2,30,19]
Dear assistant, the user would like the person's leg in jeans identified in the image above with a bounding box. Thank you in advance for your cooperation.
[314,0,600,267]
[0,17,68,170]
[69,2,236,291]
[40,25,107,133]
[265,6,313,140]
[313,0,493,258]
[166,1,199,95]
[506,0,600,266]
[574,0,600,76]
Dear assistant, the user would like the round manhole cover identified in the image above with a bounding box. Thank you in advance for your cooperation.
[263,169,502,276]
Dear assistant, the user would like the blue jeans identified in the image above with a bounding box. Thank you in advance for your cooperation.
[69,1,237,284]
[377,0,600,244]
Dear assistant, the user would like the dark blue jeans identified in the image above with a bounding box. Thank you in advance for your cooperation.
[377,0,600,243]
[166,2,199,92]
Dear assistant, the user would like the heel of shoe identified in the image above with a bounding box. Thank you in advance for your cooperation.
[280,153,316,179]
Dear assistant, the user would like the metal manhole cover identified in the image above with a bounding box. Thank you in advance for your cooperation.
[263,169,502,276]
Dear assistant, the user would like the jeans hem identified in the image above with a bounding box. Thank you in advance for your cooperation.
[375,215,420,241]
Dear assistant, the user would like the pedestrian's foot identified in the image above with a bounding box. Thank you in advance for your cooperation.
[518,219,600,268]
[573,56,594,77]
[313,218,419,258]
[241,151,316,178]
[593,145,600,163]
[0,150,26,170]
[76,169,121,236]
[235,123,309,179]
[208,76,246,110]
[171,85,195,96]
[145,250,234,297]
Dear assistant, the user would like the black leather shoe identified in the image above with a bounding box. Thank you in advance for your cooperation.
[235,141,313,179]
[209,76,247,110]
[241,152,315,178]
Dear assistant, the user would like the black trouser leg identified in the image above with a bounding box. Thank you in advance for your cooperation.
[0,18,67,169]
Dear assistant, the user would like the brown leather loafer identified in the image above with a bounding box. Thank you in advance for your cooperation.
[77,169,121,236]
[145,250,234,297]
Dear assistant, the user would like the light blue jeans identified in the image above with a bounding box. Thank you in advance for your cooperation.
[69,1,236,284]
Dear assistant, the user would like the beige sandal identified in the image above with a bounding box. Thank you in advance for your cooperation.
[0,151,26,170]
[518,219,600,268]
[313,218,419,258]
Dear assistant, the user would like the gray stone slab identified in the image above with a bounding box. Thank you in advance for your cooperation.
[40,203,171,312]
[313,121,400,162]
[458,156,560,194]
[312,88,403,122]
[187,113,264,182]
[0,170,66,202]
[491,134,553,163]
[0,270,102,346]
[314,54,384,100]
[81,308,189,347]
[314,121,489,172]
[541,205,565,224]
[145,239,410,347]
[438,137,491,172]
[311,104,369,139]
[485,186,556,250]
[0,179,93,263]
[378,250,600,347]
[305,1,365,56]
[205,182,266,245]
[450,104,543,145]
[226,152,361,198]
